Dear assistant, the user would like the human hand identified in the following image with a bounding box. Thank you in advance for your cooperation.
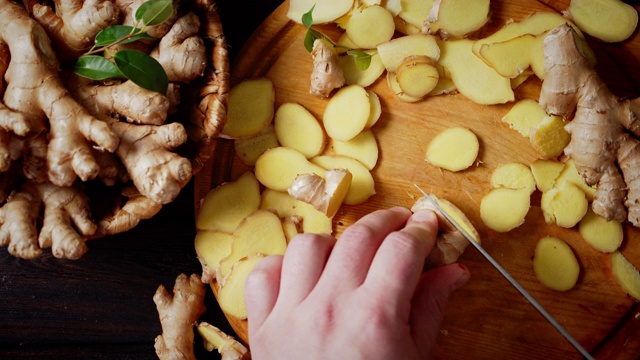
[244,206,470,360]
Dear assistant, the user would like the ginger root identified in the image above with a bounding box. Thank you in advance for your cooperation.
[539,24,640,226]
[310,38,345,98]
[154,273,207,360]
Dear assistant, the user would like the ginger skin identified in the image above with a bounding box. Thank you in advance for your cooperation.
[310,38,345,98]
[154,273,207,360]
[539,24,640,226]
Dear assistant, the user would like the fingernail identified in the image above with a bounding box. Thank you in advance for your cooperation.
[410,209,436,223]
[452,264,471,290]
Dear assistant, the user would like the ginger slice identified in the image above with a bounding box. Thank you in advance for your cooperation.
[426,127,479,172]
[345,5,395,49]
[578,207,623,253]
[530,159,564,193]
[339,51,385,88]
[222,78,275,139]
[218,255,265,319]
[311,155,376,205]
[197,322,250,360]
[329,130,379,170]
[480,187,530,232]
[323,84,371,141]
[501,99,548,137]
[490,162,536,194]
[541,181,588,228]
[288,169,352,218]
[255,147,326,192]
[396,56,440,99]
[234,124,279,166]
[611,251,640,301]
[377,34,440,73]
[287,0,354,24]
[274,102,326,159]
[539,24,640,225]
[260,189,333,235]
[529,115,571,159]
[194,230,233,284]
[423,0,490,39]
[154,273,206,360]
[566,0,638,43]
[412,194,481,267]
[397,0,434,28]
[533,236,580,292]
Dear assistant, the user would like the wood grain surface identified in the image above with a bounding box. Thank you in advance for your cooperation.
[194,0,640,359]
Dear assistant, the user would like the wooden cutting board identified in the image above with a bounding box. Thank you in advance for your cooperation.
[195,0,640,358]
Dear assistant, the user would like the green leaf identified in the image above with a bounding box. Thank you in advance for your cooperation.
[304,28,325,52]
[135,0,174,26]
[74,55,123,80]
[95,25,153,47]
[113,49,168,93]
[347,49,372,71]
[302,5,315,28]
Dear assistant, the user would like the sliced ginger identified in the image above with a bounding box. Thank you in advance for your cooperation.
[541,181,588,228]
[480,188,531,232]
[254,147,325,192]
[289,169,352,218]
[477,34,544,79]
[501,99,548,137]
[196,172,261,232]
[397,0,434,28]
[555,159,597,201]
[197,322,250,360]
[530,115,571,159]
[533,236,580,292]
[611,251,640,301]
[218,255,265,319]
[261,189,333,234]
[423,0,490,39]
[323,84,371,141]
[530,159,565,193]
[287,0,354,24]
[437,38,514,105]
[579,207,623,253]
[217,210,287,284]
[364,90,382,129]
[194,230,233,283]
[425,127,479,172]
[376,34,440,73]
[339,51,386,88]
[311,155,376,205]
[490,162,537,194]
[345,5,395,49]
[396,56,440,99]
[386,72,422,102]
[274,102,326,159]
[329,130,379,170]
[222,78,275,139]
[234,124,279,166]
[567,0,638,43]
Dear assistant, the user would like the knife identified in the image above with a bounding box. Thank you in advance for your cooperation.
[413,184,595,360]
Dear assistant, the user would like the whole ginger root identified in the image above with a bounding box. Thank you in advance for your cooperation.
[0,0,229,258]
[539,24,640,226]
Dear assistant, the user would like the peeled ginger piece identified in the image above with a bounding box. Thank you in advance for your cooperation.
[578,207,623,253]
[611,251,640,301]
[567,0,638,43]
[490,162,536,194]
[480,188,530,232]
[533,236,580,292]
[218,255,265,319]
[423,0,490,39]
[287,0,354,24]
[426,127,479,172]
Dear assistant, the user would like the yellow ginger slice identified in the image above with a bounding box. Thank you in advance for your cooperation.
[311,155,376,205]
[501,99,548,137]
[261,189,333,234]
[287,0,354,24]
[611,251,640,301]
[541,181,588,228]
[555,159,597,201]
[394,16,421,36]
[222,78,274,139]
[376,34,440,73]
[490,162,536,194]
[281,216,303,243]
[386,72,422,103]
[197,322,250,360]
[234,124,279,166]
[323,84,371,141]
[218,255,265,319]
[567,0,638,43]
[478,34,543,79]
[480,188,531,232]
[437,38,514,105]
[398,0,434,28]
[289,169,352,218]
[364,90,382,129]
[530,115,571,159]
[530,159,565,192]
[339,51,386,88]
[254,147,325,192]
[217,210,286,284]
[274,102,326,159]
[396,56,440,98]
[426,127,479,172]
[196,172,260,232]
[194,230,233,283]
[533,236,580,292]
[329,130,379,170]
[423,0,490,39]
[578,207,623,253]
[346,5,395,48]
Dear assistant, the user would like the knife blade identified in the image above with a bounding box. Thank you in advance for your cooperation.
[413,184,595,360]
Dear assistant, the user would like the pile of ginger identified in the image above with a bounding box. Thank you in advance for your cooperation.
[0,0,228,259]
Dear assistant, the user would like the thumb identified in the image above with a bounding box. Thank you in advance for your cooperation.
[410,263,470,358]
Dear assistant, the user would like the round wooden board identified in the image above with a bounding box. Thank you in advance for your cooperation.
[195,0,640,358]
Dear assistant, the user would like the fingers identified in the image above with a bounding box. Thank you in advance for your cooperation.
[317,207,412,291]
[363,210,439,319]
[245,255,283,334]
[410,263,470,358]
[276,233,335,308]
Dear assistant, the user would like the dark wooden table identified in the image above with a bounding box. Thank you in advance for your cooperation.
[0,1,283,358]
